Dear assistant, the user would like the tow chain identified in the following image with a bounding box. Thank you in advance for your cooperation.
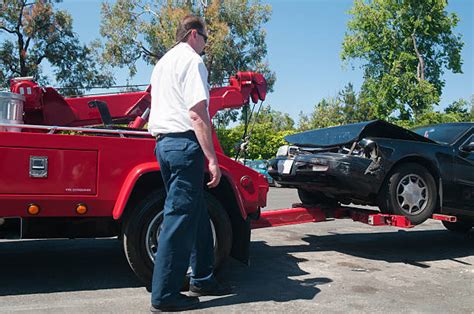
[234,100,265,162]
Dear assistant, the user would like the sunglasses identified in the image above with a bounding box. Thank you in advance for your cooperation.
[197,31,208,43]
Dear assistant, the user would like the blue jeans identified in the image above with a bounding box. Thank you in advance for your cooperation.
[151,131,216,306]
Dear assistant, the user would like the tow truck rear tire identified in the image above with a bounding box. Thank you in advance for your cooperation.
[122,189,232,285]
[378,163,437,225]
[442,220,473,233]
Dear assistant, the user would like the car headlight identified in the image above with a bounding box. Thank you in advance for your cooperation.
[276,145,299,157]
[276,145,289,157]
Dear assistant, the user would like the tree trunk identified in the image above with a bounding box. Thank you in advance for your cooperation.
[411,33,425,81]
[17,1,27,77]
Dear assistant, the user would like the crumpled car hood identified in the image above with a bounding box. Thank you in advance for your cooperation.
[285,120,436,147]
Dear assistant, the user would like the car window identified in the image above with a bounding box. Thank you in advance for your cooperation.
[412,125,471,145]
[461,134,474,153]
[245,161,256,168]
[244,160,268,170]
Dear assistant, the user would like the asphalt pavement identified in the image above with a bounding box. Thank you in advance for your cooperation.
[1,188,473,313]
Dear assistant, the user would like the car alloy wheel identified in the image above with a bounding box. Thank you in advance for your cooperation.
[378,162,437,225]
[396,174,428,215]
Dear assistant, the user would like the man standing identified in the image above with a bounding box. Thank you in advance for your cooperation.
[147,15,229,312]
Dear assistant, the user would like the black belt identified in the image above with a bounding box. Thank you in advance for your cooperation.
[156,130,196,140]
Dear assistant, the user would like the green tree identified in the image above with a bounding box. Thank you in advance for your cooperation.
[100,0,275,88]
[216,105,296,159]
[218,123,296,160]
[297,83,374,131]
[470,95,474,121]
[308,97,346,129]
[251,105,294,131]
[0,0,113,95]
[213,109,240,131]
[338,82,373,122]
[297,98,337,131]
[394,96,473,129]
[297,110,312,131]
[342,0,463,120]
[445,97,470,120]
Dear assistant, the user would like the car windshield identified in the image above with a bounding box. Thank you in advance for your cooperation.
[412,124,470,145]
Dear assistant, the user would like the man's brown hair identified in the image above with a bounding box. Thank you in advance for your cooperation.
[175,15,206,43]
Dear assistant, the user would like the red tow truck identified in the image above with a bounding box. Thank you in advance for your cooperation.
[0,72,268,284]
[0,72,465,286]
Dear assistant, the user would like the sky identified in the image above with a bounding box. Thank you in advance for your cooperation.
[46,0,474,121]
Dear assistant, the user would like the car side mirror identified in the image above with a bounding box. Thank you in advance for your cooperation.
[460,141,474,153]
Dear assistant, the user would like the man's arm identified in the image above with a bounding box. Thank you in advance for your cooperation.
[189,100,221,188]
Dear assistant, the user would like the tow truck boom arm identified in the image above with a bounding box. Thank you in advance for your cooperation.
[10,72,267,128]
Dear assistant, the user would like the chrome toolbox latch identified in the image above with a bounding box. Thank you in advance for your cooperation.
[29,156,48,178]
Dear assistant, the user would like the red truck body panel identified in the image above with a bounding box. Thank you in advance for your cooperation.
[0,129,268,219]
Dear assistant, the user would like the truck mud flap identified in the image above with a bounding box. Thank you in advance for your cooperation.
[230,217,251,265]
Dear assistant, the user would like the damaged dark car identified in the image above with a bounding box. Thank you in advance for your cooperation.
[268,120,474,227]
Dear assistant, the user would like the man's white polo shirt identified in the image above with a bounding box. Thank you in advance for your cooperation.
[148,42,210,136]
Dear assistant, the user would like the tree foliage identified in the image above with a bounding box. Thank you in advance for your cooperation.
[216,105,296,159]
[471,96,474,121]
[0,0,113,94]
[297,83,371,130]
[100,0,275,89]
[387,95,473,129]
[251,105,294,130]
[445,96,471,120]
[341,0,463,120]
[303,97,346,130]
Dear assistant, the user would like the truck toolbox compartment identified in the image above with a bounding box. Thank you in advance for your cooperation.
[0,147,97,195]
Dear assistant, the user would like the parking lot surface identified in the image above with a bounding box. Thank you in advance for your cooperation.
[1,188,473,313]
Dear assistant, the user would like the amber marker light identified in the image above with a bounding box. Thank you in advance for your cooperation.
[76,204,88,215]
[27,204,40,215]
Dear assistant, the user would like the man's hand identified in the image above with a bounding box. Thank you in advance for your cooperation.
[189,100,221,188]
[207,161,221,188]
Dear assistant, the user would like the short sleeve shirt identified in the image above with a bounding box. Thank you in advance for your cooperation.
[147,43,210,136]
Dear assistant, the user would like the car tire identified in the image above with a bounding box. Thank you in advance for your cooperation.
[297,188,338,206]
[378,163,437,225]
[122,189,232,285]
[442,220,473,233]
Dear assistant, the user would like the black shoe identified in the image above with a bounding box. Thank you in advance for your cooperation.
[146,275,190,293]
[150,294,199,312]
[188,282,232,297]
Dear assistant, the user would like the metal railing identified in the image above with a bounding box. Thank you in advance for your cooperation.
[0,122,153,138]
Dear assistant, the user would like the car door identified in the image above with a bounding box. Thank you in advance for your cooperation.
[449,128,474,214]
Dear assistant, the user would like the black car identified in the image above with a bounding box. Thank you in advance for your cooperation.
[268,120,474,228]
